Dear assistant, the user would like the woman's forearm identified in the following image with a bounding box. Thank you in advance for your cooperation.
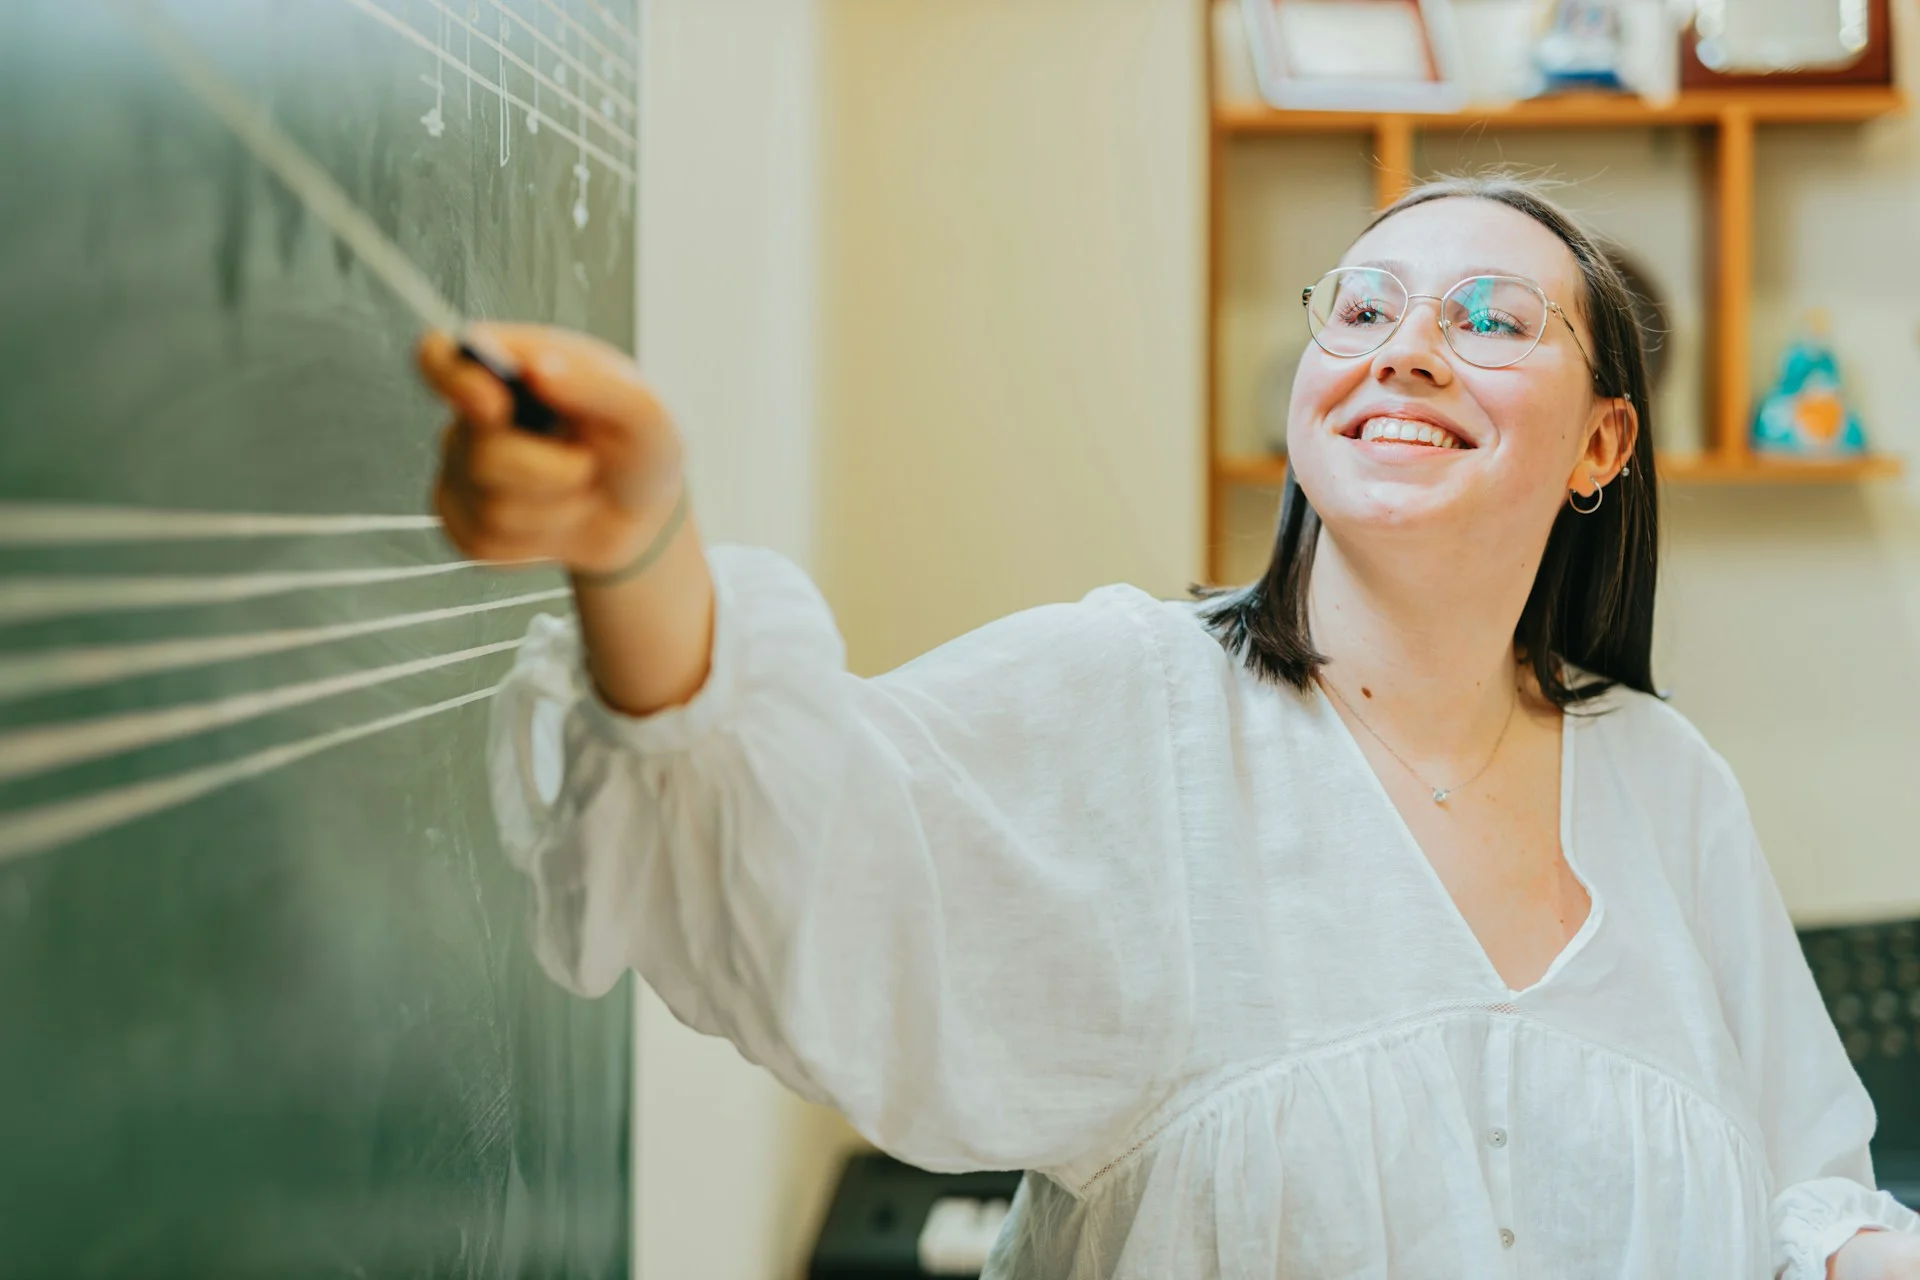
[572,508,716,718]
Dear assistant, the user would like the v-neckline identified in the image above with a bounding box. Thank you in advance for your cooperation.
[1310,683,1605,999]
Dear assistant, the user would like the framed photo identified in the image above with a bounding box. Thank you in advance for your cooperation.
[1680,0,1891,87]
[1240,0,1469,112]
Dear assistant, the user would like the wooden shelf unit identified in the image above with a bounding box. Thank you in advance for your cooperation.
[1201,25,1908,580]
[1214,87,1907,139]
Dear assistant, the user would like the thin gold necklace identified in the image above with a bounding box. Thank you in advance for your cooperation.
[1318,672,1519,805]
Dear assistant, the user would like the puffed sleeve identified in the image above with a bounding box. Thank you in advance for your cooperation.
[1688,755,1920,1279]
[486,546,1193,1175]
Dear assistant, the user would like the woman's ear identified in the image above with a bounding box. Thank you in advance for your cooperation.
[1571,394,1639,490]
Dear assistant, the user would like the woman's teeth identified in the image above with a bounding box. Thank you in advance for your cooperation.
[1359,418,1465,449]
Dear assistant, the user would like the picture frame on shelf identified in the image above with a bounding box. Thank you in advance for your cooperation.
[1680,0,1892,88]
[1239,0,1470,112]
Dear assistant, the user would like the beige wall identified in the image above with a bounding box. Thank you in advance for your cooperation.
[817,0,1208,674]
[635,3,853,1278]
[1708,16,1920,919]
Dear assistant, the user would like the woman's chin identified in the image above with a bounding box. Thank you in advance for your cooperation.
[1338,502,1460,534]
[1298,452,1479,530]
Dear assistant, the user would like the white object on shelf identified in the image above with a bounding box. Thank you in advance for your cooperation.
[917,1197,1013,1276]
[1450,0,1538,105]
[1240,0,1471,112]
[1617,0,1682,105]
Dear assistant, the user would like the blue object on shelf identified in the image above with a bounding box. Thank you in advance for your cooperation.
[1529,0,1631,96]
[1754,312,1869,457]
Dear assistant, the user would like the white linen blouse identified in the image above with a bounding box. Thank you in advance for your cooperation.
[488,546,1920,1279]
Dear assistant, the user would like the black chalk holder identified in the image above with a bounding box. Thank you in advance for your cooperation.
[459,338,563,437]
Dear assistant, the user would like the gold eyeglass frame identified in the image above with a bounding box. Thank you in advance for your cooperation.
[1301,267,1600,379]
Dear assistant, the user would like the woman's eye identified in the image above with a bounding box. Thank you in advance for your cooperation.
[1339,300,1393,326]
[1460,309,1525,337]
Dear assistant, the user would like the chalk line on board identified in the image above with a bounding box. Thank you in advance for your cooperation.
[530,0,637,82]
[484,0,632,121]
[0,589,567,702]
[0,560,512,626]
[0,685,499,864]
[419,0,630,144]
[336,0,634,181]
[0,502,441,546]
[0,638,520,785]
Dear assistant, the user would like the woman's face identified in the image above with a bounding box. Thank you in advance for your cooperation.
[1287,197,1628,549]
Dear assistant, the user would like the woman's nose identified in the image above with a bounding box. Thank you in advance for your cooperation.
[1368,297,1453,387]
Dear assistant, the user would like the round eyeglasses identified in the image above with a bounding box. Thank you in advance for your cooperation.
[1302,266,1599,375]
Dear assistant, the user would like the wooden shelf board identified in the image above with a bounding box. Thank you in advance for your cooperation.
[1214,455,1290,486]
[1214,87,1907,136]
[1213,452,1903,487]
[1657,452,1904,483]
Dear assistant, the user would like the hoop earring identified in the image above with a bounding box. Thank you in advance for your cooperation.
[1569,486,1604,515]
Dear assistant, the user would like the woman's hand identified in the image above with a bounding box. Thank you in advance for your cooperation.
[1831,1228,1920,1279]
[421,324,684,575]
[419,324,714,718]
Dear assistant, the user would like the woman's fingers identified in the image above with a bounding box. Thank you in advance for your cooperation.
[417,330,514,428]
[463,427,597,496]
[465,323,671,436]
[436,482,589,565]
[471,489,596,540]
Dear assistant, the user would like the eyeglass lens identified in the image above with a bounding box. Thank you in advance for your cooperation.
[1306,268,1550,369]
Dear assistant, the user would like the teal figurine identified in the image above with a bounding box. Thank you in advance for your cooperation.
[1753,310,1868,457]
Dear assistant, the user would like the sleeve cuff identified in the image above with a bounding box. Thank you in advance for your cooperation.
[1773,1178,1920,1280]
[486,545,840,869]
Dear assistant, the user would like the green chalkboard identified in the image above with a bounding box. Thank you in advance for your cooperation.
[0,2,634,1276]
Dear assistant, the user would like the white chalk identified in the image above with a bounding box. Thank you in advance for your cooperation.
[0,639,520,784]
[0,560,501,626]
[0,503,442,546]
[0,589,567,701]
[0,685,499,864]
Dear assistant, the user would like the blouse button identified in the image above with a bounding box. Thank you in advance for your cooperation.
[1499,1228,1516,1249]
[1488,1127,1508,1149]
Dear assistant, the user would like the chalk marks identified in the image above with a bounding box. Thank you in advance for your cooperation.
[0,557,562,858]
[531,0,636,80]
[337,0,634,180]
[343,0,636,218]
[571,158,590,230]
[0,638,520,784]
[421,0,448,136]
[0,502,441,546]
[0,685,500,864]
[485,0,631,126]
[0,488,563,858]
[576,0,637,50]
[421,0,631,145]
[495,1,512,164]
[0,588,567,701]
[0,560,511,626]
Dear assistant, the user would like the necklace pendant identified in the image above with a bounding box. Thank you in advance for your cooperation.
[1431,788,1450,804]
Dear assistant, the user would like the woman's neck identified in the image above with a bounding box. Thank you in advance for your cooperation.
[1306,526,1539,759]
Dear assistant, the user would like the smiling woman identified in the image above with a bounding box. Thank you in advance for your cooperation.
[1204,175,1657,711]
[422,174,1920,1279]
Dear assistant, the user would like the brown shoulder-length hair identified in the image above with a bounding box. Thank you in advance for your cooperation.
[1200,175,1660,709]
